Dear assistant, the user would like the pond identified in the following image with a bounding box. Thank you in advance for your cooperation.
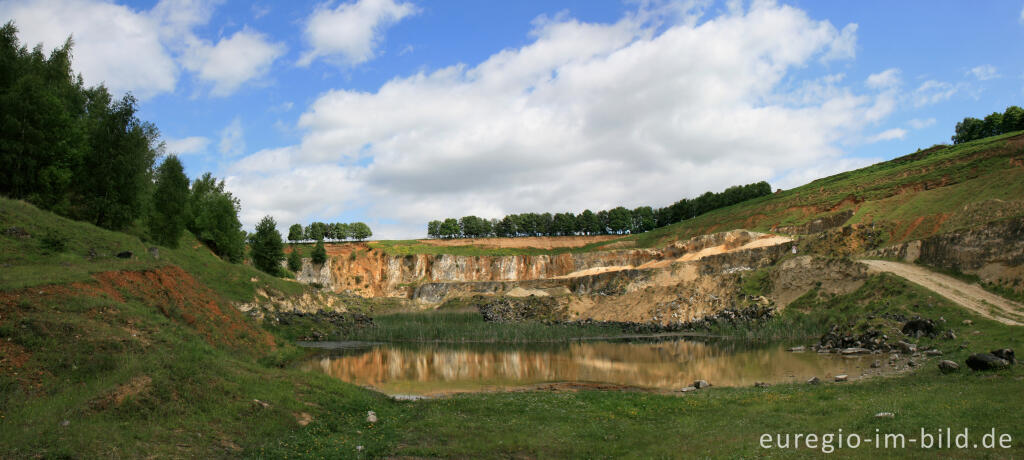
[298,339,874,396]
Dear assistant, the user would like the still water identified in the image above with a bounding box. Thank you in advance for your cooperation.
[299,339,872,396]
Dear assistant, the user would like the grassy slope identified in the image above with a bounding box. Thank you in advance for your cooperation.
[368,131,1024,256]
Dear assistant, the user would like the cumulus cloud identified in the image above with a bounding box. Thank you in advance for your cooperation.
[0,0,177,98]
[181,29,285,96]
[1,0,283,98]
[912,80,956,107]
[866,128,907,143]
[298,0,418,66]
[866,68,901,89]
[968,64,999,81]
[227,1,891,236]
[219,118,245,157]
[165,136,211,155]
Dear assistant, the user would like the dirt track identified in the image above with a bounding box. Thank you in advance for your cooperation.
[860,260,1024,326]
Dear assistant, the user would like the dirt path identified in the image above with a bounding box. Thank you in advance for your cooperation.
[860,259,1024,326]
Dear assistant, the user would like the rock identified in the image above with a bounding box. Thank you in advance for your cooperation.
[252,399,271,409]
[924,349,943,356]
[966,353,1010,371]
[841,347,871,355]
[962,319,973,325]
[693,380,711,389]
[680,386,697,393]
[835,374,849,382]
[937,360,960,373]
[116,251,133,259]
[356,446,364,452]
[907,360,917,367]
[807,377,820,385]
[902,318,937,337]
[871,360,881,368]
[59,420,70,427]
[787,346,806,352]
[944,330,956,340]
[366,411,378,423]
[990,348,1016,364]
[148,247,159,259]
[895,341,917,354]
[875,412,895,419]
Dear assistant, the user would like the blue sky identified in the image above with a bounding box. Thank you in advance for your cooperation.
[2,0,1022,238]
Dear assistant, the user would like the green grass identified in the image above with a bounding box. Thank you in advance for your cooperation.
[0,196,304,301]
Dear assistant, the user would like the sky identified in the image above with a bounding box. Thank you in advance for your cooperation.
[2,0,1022,238]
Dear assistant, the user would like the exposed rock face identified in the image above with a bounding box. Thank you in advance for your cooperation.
[235,288,348,321]
[295,258,335,290]
[868,215,1024,294]
[770,256,868,307]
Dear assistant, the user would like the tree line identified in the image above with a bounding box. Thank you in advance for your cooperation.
[1,23,246,262]
[286,221,372,243]
[426,181,772,239]
[951,105,1024,144]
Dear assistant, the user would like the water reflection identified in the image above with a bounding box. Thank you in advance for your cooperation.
[299,339,869,395]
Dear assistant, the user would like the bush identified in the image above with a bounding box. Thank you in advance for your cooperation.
[311,240,327,265]
[287,248,302,272]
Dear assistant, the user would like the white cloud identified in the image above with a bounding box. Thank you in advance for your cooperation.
[907,118,935,130]
[866,68,901,89]
[866,128,907,143]
[298,0,418,66]
[968,64,999,81]
[182,29,285,96]
[165,136,211,155]
[227,1,888,236]
[0,0,177,99]
[912,80,956,107]
[219,118,245,157]
[1020,4,1024,23]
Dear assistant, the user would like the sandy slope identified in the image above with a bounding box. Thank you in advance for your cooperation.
[860,259,1024,326]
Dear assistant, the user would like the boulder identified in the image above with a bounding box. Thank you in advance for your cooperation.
[895,341,917,354]
[754,382,769,388]
[366,411,378,423]
[937,360,960,373]
[902,318,937,337]
[924,349,943,356]
[966,353,1010,371]
[806,377,820,385]
[693,380,711,390]
[834,374,848,382]
[990,348,1016,364]
[680,386,698,393]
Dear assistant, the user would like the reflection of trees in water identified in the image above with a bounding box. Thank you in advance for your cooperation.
[302,340,867,392]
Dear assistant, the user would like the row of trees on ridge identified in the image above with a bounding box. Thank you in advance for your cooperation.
[951,105,1024,144]
[286,221,372,243]
[426,182,772,239]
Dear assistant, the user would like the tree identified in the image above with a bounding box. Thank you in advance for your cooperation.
[1003,106,1024,133]
[149,155,189,247]
[287,247,302,272]
[287,223,304,242]
[427,220,441,238]
[440,218,460,238]
[187,173,245,263]
[952,117,984,144]
[249,215,284,276]
[331,222,350,241]
[631,206,655,233]
[350,222,372,241]
[607,207,632,234]
[311,239,327,265]
[982,112,1003,138]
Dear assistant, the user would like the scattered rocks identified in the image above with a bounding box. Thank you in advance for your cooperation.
[366,411,378,423]
[835,374,849,382]
[990,348,1016,364]
[966,353,1010,371]
[807,377,820,385]
[937,360,960,373]
[693,380,711,389]
[875,412,895,419]
[787,346,806,352]
[478,296,565,323]
[815,325,890,353]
